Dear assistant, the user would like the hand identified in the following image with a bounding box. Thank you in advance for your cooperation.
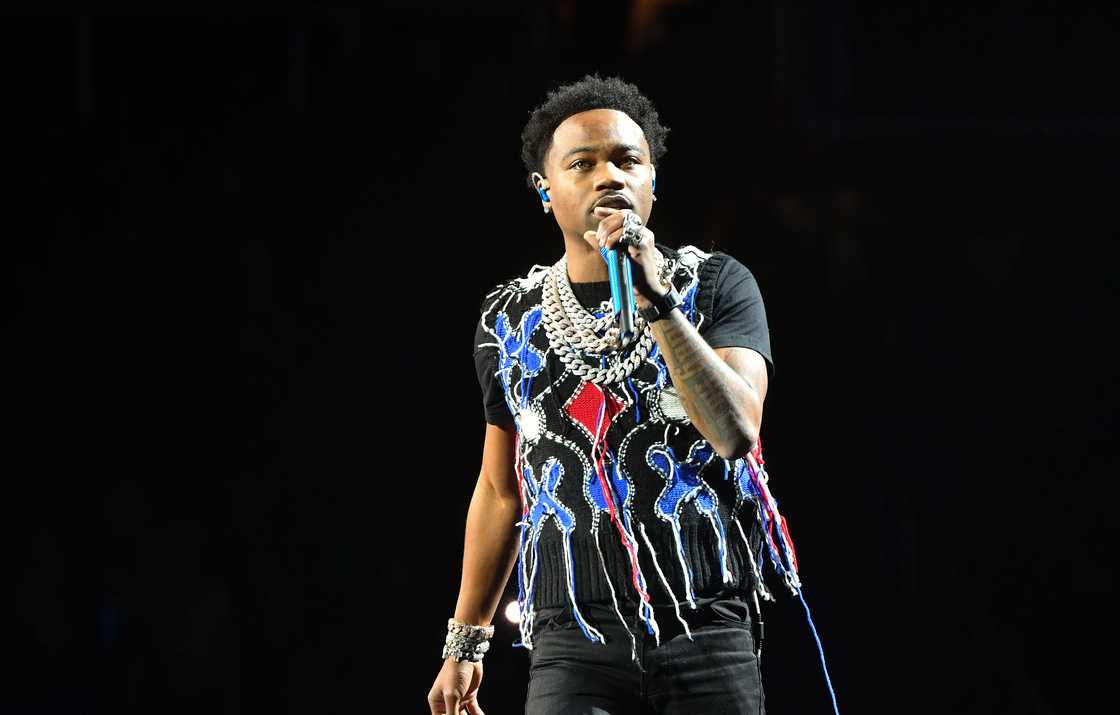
[584,207,669,309]
[427,657,486,715]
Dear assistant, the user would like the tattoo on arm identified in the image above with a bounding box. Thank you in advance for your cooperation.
[650,310,759,455]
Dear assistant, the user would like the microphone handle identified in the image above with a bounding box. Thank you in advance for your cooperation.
[601,247,636,348]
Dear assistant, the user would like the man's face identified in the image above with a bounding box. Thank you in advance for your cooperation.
[541,108,655,245]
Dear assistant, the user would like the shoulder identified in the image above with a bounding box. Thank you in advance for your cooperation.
[662,244,752,281]
[712,252,758,285]
[670,244,714,269]
[662,244,750,294]
[477,263,551,333]
[482,263,550,306]
[684,249,759,296]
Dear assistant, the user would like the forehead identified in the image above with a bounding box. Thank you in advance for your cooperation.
[548,109,649,163]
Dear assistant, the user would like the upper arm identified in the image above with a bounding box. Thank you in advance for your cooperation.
[699,254,775,383]
[475,321,516,426]
[714,346,769,405]
[480,421,519,501]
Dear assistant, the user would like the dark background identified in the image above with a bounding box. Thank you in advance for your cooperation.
[8,2,1117,713]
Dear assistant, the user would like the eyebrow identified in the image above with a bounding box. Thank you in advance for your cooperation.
[560,143,646,161]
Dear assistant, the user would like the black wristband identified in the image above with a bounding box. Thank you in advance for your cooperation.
[639,285,684,323]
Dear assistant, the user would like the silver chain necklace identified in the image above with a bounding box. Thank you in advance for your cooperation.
[541,255,663,385]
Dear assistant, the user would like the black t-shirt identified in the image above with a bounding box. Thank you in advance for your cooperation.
[474,251,773,425]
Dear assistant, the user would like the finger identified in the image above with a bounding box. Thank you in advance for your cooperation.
[428,691,444,714]
[465,697,486,715]
[595,211,625,245]
[606,227,642,250]
[604,226,651,252]
[592,206,622,219]
[601,226,625,249]
[625,229,654,259]
[443,691,460,715]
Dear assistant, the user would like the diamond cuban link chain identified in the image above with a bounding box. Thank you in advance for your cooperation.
[541,254,676,385]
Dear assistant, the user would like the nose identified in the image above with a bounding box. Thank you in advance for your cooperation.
[592,161,627,192]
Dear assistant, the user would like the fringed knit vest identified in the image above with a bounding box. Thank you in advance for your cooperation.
[477,246,802,652]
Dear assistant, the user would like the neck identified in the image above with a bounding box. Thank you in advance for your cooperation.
[563,234,609,283]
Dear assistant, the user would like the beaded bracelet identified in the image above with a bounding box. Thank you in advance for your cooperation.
[442,618,495,662]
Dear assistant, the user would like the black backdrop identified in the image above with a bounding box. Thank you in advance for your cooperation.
[8,3,1118,713]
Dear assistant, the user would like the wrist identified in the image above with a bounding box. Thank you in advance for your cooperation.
[638,284,683,324]
[442,618,495,663]
[635,285,669,311]
[452,613,491,627]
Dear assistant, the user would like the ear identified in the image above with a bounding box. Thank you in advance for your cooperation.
[530,171,552,214]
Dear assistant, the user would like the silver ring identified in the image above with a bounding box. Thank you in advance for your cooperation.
[620,213,644,247]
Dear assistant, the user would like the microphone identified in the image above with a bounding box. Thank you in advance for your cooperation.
[600,245,636,348]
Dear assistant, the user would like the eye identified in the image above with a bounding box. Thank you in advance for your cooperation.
[622,156,641,167]
[570,159,591,170]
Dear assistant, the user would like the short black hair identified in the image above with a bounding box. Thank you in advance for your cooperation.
[520,74,670,188]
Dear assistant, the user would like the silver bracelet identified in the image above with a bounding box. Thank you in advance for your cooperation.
[442,618,495,662]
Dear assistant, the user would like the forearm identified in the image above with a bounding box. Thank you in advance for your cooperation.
[452,476,523,626]
[649,308,761,458]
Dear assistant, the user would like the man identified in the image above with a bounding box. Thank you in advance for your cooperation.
[428,75,794,715]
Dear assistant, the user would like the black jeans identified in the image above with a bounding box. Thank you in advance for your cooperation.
[524,595,764,715]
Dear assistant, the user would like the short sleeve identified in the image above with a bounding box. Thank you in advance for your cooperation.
[474,315,515,426]
[697,254,775,380]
